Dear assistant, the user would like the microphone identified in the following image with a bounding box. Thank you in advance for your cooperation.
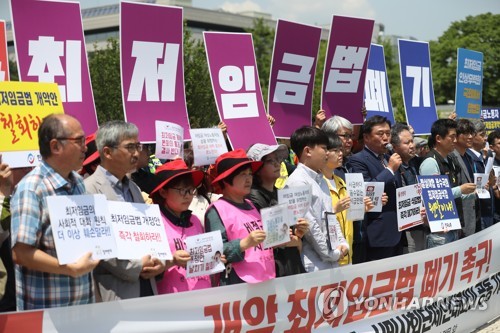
[385,143,394,155]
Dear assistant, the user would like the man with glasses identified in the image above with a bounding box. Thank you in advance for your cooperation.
[10,114,100,310]
[321,115,354,181]
[85,121,165,302]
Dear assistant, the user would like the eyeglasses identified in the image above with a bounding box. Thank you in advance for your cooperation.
[170,187,197,197]
[337,133,354,140]
[113,143,143,153]
[57,136,86,147]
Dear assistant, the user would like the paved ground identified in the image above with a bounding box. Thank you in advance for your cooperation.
[471,316,500,333]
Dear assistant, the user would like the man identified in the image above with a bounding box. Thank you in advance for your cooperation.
[286,126,348,272]
[450,119,478,237]
[10,114,100,310]
[487,130,500,223]
[348,116,403,261]
[390,123,426,252]
[419,119,476,248]
[467,119,494,230]
[85,121,165,301]
[321,115,354,181]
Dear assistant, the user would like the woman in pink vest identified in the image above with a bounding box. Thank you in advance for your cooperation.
[205,149,276,285]
[150,159,212,293]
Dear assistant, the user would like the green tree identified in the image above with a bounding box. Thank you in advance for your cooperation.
[430,13,500,107]
[246,18,275,107]
[88,38,124,124]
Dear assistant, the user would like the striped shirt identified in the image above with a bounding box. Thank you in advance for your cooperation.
[11,161,93,310]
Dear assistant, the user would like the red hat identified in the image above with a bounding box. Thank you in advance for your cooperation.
[211,149,263,185]
[150,159,205,196]
[83,133,100,167]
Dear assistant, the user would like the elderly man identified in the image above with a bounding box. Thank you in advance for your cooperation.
[11,114,100,310]
[84,121,165,302]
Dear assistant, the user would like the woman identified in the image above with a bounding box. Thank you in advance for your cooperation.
[205,149,275,285]
[322,135,382,265]
[247,143,309,277]
[150,159,212,293]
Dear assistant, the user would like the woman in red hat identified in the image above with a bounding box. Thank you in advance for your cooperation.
[205,149,276,285]
[150,159,212,293]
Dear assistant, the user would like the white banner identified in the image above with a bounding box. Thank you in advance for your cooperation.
[2,223,500,333]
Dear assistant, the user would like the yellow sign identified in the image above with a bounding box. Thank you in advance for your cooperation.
[0,81,64,152]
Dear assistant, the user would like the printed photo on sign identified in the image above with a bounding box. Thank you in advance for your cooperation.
[261,203,291,249]
[155,120,184,160]
[185,230,225,278]
[345,173,365,221]
[277,184,311,223]
[364,181,384,213]
[107,201,172,260]
[396,184,424,231]
[474,173,490,199]
[418,175,461,233]
[47,194,116,264]
[189,128,228,166]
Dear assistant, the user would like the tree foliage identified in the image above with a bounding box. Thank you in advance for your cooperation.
[430,13,500,107]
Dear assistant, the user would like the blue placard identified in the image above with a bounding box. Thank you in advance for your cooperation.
[417,175,461,232]
[481,107,500,134]
[364,44,395,123]
[398,40,438,135]
[455,48,483,119]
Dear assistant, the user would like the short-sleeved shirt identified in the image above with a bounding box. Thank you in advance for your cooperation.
[10,161,93,310]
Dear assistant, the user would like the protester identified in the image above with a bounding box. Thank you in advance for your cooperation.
[321,115,354,180]
[0,156,12,305]
[131,144,159,197]
[285,126,348,271]
[348,116,403,262]
[419,119,476,248]
[11,114,100,310]
[150,159,213,293]
[247,143,309,277]
[79,133,100,177]
[390,123,427,252]
[487,130,500,223]
[205,149,275,285]
[85,121,165,301]
[451,119,479,237]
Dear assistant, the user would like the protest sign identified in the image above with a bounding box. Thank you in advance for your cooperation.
[418,175,461,232]
[0,20,9,82]
[121,2,190,142]
[481,108,500,134]
[325,212,342,251]
[364,181,384,213]
[474,173,490,199]
[364,44,395,123]
[107,201,172,260]
[204,32,277,149]
[455,48,483,119]
[345,173,365,221]
[484,155,494,176]
[398,40,438,135]
[189,128,228,166]
[0,81,64,168]
[261,203,291,249]
[185,231,225,278]
[155,120,183,160]
[268,20,322,138]
[277,184,311,223]
[47,194,116,265]
[396,184,424,231]
[494,166,500,187]
[321,16,374,124]
[11,0,98,134]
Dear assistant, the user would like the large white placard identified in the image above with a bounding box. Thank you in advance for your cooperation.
[185,230,225,278]
[107,201,172,260]
[189,128,228,166]
[277,184,312,223]
[345,173,365,221]
[47,194,116,264]
[396,184,424,231]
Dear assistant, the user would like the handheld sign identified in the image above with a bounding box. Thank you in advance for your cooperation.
[455,48,483,119]
[185,230,225,278]
[398,40,438,135]
[364,181,384,213]
[474,173,490,199]
[418,175,461,233]
[47,194,116,264]
[345,173,365,221]
[277,184,312,223]
[261,203,291,249]
[107,201,172,260]
[481,108,500,134]
[155,120,184,160]
[189,128,228,166]
[396,184,424,231]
